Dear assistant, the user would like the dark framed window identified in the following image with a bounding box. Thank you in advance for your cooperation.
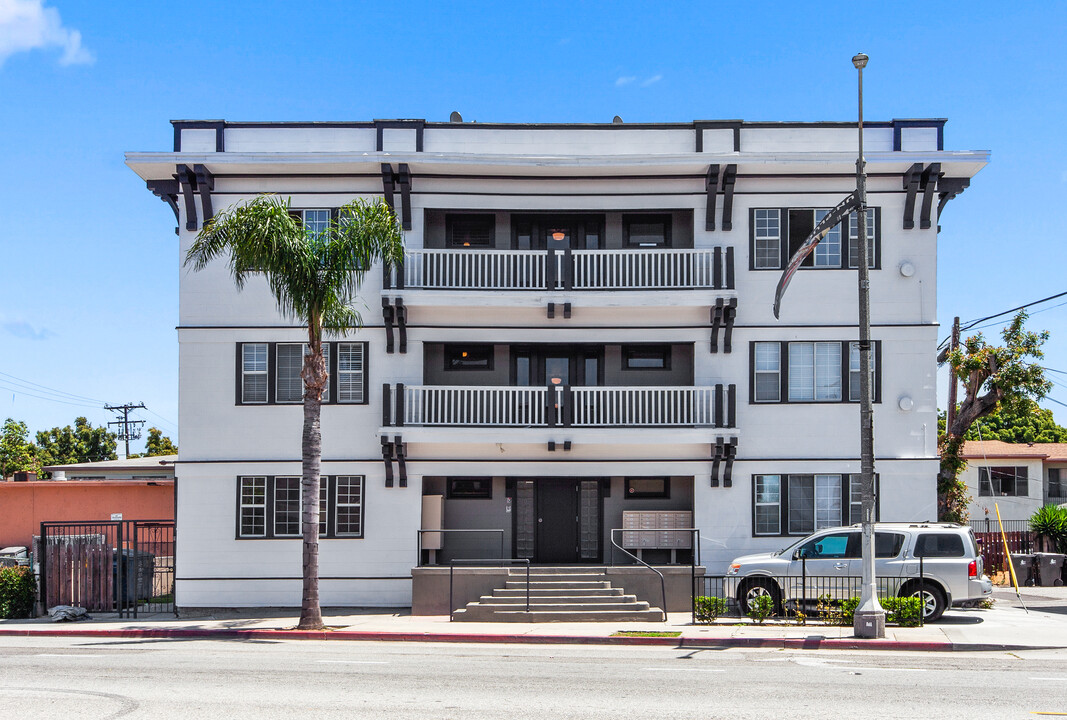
[446,214,495,247]
[625,477,670,499]
[236,342,364,406]
[752,473,878,536]
[238,475,364,539]
[447,477,493,499]
[445,345,494,371]
[623,345,671,370]
[624,214,672,247]
[288,209,333,239]
[1050,469,1063,499]
[749,341,880,404]
[978,466,1028,497]
[511,214,604,250]
[750,207,880,270]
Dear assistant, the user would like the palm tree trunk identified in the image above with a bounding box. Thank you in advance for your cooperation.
[298,332,326,630]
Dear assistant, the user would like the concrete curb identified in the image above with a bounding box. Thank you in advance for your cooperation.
[0,626,1055,653]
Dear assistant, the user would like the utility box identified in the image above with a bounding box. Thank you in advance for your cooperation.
[421,494,444,564]
[1034,553,1066,587]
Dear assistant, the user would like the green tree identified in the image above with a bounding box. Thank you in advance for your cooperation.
[143,428,178,456]
[186,195,404,629]
[35,417,117,473]
[0,418,40,479]
[939,311,1052,522]
[963,400,1067,444]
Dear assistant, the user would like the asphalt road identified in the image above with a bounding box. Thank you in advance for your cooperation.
[1,636,1066,719]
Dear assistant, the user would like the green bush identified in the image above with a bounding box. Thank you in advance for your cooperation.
[1030,504,1067,553]
[0,567,37,619]
[882,596,923,627]
[747,594,774,624]
[839,597,860,625]
[694,596,728,623]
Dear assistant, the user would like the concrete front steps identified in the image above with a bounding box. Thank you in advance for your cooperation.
[451,567,665,622]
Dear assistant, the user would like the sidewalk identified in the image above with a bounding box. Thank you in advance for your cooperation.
[3,585,1066,652]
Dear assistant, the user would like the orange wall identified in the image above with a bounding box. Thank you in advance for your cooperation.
[0,481,174,548]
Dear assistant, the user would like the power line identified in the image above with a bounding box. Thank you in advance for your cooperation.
[0,381,104,410]
[0,370,106,404]
[938,289,1067,350]
[960,289,1067,331]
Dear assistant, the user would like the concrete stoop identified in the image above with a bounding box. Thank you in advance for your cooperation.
[451,567,665,622]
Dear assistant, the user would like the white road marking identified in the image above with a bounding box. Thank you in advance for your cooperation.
[34,654,107,658]
[1029,677,1065,681]
[639,667,726,673]
[316,660,389,664]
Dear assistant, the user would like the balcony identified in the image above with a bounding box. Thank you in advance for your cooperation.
[381,383,737,445]
[386,247,735,294]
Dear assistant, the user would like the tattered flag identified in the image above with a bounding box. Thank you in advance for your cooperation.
[773,191,860,319]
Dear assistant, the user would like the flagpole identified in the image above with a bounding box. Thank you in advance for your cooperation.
[851,52,886,639]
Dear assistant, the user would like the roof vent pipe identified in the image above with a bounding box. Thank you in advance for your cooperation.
[612,115,623,124]
[450,111,463,123]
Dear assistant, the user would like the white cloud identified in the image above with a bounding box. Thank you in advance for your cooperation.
[0,0,93,67]
[615,76,637,87]
[640,74,662,87]
[2,320,54,341]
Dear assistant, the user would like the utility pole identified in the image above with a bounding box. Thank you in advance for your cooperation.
[946,316,960,431]
[106,403,145,458]
[851,52,886,640]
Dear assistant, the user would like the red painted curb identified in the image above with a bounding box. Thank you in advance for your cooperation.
[0,626,1029,652]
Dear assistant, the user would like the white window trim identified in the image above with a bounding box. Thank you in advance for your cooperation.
[239,476,267,538]
[753,342,781,403]
[242,343,269,404]
[334,475,364,537]
[337,342,366,404]
[753,208,781,270]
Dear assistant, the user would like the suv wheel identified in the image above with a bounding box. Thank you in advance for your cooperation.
[903,581,946,622]
[739,578,781,615]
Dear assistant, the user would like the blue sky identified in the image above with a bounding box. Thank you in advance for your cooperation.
[1,1,1065,451]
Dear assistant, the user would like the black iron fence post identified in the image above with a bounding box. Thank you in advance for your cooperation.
[38,521,47,615]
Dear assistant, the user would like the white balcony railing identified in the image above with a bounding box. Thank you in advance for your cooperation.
[395,247,733,291]
[386,384,735,428]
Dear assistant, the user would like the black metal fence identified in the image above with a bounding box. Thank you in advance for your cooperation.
[35,520,175,617]
[694,573,921,622]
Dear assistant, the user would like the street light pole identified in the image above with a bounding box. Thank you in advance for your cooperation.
[851,52,886,639]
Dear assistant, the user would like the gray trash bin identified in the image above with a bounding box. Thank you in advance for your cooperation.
[1034,553,1066,587]
[1010,554,1036,586]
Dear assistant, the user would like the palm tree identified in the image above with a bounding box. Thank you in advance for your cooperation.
[186,195,404,629]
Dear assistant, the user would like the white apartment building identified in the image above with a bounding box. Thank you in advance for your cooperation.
[127,117,986,611]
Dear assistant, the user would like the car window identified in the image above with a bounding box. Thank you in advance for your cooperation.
[796,532,856,559]
[914,533,965,558]
[875,532,905,558]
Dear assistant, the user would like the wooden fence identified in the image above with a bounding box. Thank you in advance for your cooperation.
[974,530,1035,574]
[42,534,114,611]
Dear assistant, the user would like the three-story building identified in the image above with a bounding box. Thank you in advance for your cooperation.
[127,117,986,610]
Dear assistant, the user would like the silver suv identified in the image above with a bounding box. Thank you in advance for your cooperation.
[726,523,993,621]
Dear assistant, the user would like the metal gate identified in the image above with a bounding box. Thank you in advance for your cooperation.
[36,520,176,617]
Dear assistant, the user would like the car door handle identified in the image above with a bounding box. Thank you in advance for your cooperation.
[834,563,848,570]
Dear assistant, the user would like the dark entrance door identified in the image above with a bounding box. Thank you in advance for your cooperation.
[537,479,578,563]
[515,478,602,564]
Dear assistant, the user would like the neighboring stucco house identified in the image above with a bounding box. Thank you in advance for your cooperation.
[0,455,175,549]
[960,441,1067,523]
[126,116,985,611]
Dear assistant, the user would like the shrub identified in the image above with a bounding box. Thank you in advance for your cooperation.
[694,596,728,624]
[839,597,860,625]
[882,596,923,627]
[0,567,37,619]
[1029,504,1067,553]
[747,594,774,624]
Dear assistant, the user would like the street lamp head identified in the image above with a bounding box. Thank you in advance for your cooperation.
[852,53,869,69]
